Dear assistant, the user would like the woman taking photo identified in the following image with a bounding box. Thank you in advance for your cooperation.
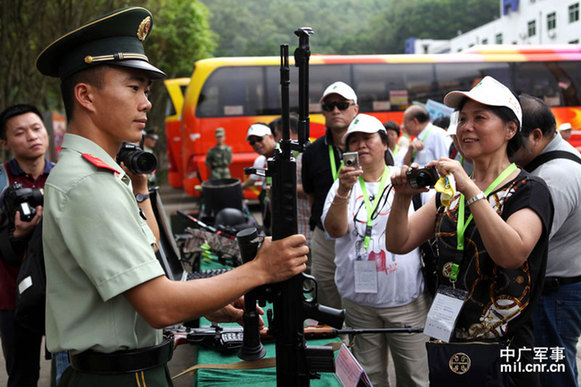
[322,114,429,387]
[386,76,553,387]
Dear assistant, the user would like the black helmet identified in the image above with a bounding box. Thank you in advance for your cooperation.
[214,207,247,227]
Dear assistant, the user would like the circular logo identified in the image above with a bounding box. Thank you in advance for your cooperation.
[449,352,471,375]
[137,17,151,41]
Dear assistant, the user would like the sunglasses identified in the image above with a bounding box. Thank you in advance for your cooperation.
[248,137,264,146]
[321,101,355,112]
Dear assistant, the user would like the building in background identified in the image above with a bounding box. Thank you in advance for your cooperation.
[407,0,581,54]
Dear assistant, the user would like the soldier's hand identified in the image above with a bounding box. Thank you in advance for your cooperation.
[254,235,308,284]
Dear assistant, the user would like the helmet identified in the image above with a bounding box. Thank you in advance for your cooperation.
[214,207,247,227]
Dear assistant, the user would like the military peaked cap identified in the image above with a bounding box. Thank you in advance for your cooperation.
[36,6,166,80]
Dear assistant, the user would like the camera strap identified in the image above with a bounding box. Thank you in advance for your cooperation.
[328,146,344,181]
[358,166,390,250]
[452,163,517,283]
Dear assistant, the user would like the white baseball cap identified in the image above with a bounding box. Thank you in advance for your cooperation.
[342,114,386,144]
[447,111,459,136]
[558,122,573,131]
[246,123,271,140]
[320,81,358,104]
[443,76,522,130]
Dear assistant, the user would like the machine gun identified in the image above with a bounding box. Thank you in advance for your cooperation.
[239,28,346,386]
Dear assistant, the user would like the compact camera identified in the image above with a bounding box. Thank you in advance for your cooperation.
[406,166,439,188]
[116,142,157,175]
[1,183,44,223]
[343,152,359,169]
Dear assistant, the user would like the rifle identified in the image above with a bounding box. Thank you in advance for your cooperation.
[239,27,345,386]
[168,324,424,353]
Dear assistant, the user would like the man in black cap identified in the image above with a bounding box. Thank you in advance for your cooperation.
[37,7,308,386]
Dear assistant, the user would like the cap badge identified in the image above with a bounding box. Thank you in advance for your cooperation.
[137,16,151,41]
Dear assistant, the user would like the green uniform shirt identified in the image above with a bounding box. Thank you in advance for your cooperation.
[43,134,165,354]
[205,145,232,180]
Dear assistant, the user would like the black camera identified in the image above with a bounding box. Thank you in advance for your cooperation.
[116,142,157,175]
[406,166,439,188]
[1,183,44,223]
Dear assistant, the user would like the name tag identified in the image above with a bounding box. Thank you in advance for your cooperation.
[354,260,377,294]
[423,286,468,342]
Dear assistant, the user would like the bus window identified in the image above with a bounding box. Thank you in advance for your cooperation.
[435,62,510,97]
[309,64,352,111]
[513,61,581,106]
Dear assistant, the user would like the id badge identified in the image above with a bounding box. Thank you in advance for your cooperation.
[354,260,377,294]
[423,286,468,342]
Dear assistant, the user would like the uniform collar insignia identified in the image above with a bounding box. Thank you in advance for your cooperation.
[82,153,120,174]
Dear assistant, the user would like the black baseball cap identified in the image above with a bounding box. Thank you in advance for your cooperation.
[36,7,166,80]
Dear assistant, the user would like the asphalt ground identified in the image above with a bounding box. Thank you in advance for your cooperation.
[1,184,580,386]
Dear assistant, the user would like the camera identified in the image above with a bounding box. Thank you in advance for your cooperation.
[116,142,157,175]
[343,152,359,169]
[1,183,44,223]
[406,166,439,188]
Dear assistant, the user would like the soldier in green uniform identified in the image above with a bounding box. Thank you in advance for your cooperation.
[37,7,308,386]
[205,127,232,180]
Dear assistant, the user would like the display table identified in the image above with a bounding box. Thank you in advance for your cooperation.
[190,259,343,386]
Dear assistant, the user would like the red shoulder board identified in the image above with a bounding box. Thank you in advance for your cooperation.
[82,153,120,174]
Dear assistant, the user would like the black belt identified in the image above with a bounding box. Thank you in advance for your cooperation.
[543,275,581,294]
[69,337,174,375]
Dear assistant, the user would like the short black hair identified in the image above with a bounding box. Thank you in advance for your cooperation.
[457,97,523,158]
[0,104,43,140]
[433,116,450,130]
[61,65,107,122]
[518,94,556,137]
[383,120,400,137]
[270,115,298,136]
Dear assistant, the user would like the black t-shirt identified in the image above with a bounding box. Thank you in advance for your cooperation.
[301,131,343,230]
[435,170,552,342]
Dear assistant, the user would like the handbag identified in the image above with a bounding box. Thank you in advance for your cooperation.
[426,340,515,387]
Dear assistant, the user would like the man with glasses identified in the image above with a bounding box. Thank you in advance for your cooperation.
[242,123,277,234]
[302,81,359,310]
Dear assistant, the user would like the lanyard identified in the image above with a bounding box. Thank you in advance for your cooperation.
[452,163,517,281]
[358,166,390,250]
[328,145,344,181]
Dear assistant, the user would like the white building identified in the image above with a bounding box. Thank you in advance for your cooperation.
[408,0,581,54]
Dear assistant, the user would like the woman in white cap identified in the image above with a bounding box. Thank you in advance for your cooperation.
[322,114,429,387]
[386,76,553,387]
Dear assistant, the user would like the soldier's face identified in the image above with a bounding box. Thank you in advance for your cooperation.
[91,66,152,145]
[2,112,49,161]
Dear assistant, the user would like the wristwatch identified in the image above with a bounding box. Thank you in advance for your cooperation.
[135,193,150,203]
[466,191,486,206]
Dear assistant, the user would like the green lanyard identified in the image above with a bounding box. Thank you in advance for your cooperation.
[452,163,517,281]
[359,166,390,250]
[411,127,432,162]
[328,145,344,181]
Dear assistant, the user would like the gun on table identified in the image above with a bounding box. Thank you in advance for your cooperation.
[168,324,424,353]
[239,27,346,387]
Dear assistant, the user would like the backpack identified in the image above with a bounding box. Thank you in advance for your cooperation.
[524,150,581,172]
[0,163,46,334]
[14,222,45,334]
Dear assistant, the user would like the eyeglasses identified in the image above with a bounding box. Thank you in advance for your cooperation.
[248,137,264,146]
[321,101,355,112]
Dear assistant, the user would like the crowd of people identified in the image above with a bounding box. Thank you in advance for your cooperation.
[1,5,580,387]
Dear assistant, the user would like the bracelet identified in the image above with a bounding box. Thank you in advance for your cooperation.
[466,191,486,206]
[334,190,351,200]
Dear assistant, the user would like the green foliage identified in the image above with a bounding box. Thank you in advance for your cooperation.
[201,0,498,55]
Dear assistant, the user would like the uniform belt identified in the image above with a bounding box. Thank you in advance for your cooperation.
[543,275,581,294]
[69,336,174,375]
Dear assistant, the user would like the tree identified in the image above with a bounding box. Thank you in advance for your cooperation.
[0,0,216,168]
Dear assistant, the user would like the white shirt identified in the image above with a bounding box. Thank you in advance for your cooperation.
[321,168,424,307]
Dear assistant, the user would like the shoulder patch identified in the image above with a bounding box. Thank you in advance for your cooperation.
[82,153,120,174]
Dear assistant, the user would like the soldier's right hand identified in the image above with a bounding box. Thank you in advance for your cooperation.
[253,235,308,284]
